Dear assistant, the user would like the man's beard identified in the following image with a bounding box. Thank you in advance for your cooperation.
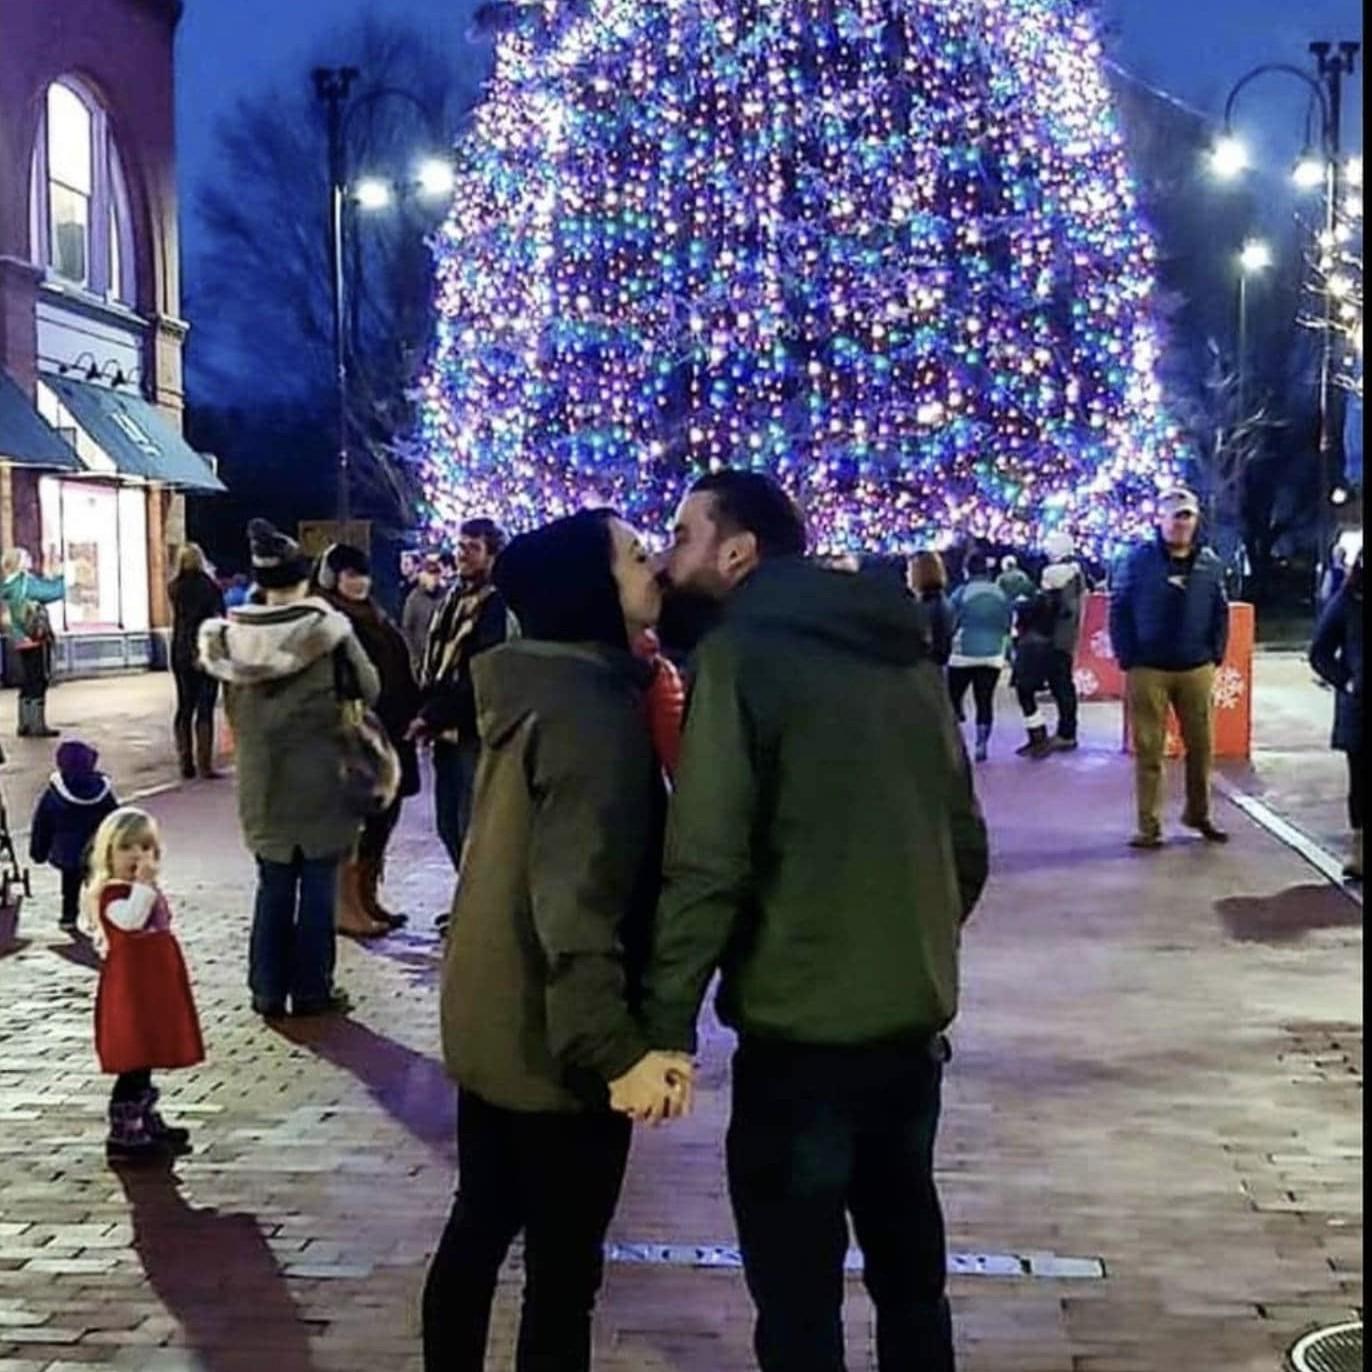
[657,584,723,663]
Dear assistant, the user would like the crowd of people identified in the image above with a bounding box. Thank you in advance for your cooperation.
[1,465,1361,1372]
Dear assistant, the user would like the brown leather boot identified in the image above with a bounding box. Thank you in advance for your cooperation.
[335,860,387,939]
[358,856,408,930]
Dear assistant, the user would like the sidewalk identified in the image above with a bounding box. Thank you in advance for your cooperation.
[0,685,1362,1371]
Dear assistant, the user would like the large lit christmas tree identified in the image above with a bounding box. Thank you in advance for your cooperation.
[417,0,1186,552]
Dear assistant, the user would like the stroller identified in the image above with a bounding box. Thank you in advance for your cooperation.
[0,775,31,948]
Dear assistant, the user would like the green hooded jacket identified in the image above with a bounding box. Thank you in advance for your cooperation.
[643,559,989,1053]
[441,641,664,1113]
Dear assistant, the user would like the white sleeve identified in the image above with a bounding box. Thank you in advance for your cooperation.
[104,883,159,931]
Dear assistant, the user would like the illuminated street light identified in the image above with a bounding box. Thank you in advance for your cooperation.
[1239,238,1274,274]
[1292,152,1327,190]
[1211,133,1250,179]
[417,158,456,199]
[354,177,393,211]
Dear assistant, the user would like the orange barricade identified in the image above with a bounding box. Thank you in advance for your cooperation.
[1073,592,1125,703]
[1120,602,1255,760]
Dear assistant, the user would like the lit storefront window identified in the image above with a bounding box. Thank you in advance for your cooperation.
[38,476,150,634]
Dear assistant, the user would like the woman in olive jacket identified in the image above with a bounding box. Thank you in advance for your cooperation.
[422,509,678,1372]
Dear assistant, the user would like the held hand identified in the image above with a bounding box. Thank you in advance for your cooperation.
[134,854,160,887]
[405,717,432,744]
[609,1051,695,1126]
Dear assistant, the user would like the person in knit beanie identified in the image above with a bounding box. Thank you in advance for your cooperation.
[29,739,120,930]
[1011,530,1085,758]
[313,543,420,938]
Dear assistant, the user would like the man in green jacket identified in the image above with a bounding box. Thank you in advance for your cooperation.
[639,471,988,1372]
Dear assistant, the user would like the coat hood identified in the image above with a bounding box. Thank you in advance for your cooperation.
[725,559,930,666]
[197,596,352,685]
[473,640,652,751]
[50,771,113,806]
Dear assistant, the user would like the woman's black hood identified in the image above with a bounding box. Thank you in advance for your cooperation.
[494,511,629,652]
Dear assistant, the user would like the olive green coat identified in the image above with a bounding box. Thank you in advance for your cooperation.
[441,641,663,1113]
[643,559,989,1054]
[199,598,380,863]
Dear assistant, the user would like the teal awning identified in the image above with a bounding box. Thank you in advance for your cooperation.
[43,374,225,493]
[0,370,81,470]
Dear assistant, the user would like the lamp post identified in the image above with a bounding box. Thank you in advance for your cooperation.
[1237,238,1273,424]
[312,72,452,523]
[1211,39,1361,593]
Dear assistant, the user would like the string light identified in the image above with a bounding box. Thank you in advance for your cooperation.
[416,0,1186,554]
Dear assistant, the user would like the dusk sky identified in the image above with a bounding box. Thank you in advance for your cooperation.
[176,0,1364,229]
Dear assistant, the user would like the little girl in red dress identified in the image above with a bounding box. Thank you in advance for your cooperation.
[83,807,205,1162]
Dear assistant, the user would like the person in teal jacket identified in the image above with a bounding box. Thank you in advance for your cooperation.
[0,547,66,739]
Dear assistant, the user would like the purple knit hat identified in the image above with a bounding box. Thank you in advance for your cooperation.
[55,740,99,777]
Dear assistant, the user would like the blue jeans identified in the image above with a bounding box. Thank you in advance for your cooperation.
[434,740,481,874]
[249,851,341,1011]
[727,1037,955,1372]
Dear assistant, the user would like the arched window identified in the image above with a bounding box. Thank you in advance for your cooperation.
[29,78,134,305]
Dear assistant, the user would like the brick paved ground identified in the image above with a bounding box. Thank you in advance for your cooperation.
[0,674,1362,1371]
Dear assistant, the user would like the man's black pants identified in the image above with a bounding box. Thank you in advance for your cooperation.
[728,1036,955,1372]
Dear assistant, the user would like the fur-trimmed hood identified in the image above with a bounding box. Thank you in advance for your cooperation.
[198,596,352,685]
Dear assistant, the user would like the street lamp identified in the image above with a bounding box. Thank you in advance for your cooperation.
[312,73,454,522]
[1212,39,1361,594]
[1237,239,1273,425]
[1211,133,1250,179]
[1292,152,1327,191]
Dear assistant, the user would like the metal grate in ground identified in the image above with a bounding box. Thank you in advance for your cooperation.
[1288,1322,1363,1372]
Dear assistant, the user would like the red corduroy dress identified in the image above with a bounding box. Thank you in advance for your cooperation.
[94,883,205,1075]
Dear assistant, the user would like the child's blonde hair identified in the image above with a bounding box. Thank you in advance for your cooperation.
[81,807,162,935]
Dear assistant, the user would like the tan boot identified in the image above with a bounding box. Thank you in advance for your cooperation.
[1345,830,1363,882]
[335,860,387,938]
[358,856,407,930]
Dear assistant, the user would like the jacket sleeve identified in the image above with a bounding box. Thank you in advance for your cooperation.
[1108,551,1137,670]
[1209,564,1230,665]
[642,632,757,1054]
[28,793,53,865]
[1310,593,1350,691]
[942,704,990,923]
[27,573,66,604]
[342,632,382,707]
[527,709,652,1085]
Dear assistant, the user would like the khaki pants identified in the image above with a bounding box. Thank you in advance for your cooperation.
[1128,665,1216,837]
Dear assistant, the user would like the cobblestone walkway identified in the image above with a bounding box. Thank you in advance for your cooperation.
[0,713,1361,1370]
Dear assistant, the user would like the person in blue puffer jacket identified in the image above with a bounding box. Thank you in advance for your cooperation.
[1109,488,1229,850]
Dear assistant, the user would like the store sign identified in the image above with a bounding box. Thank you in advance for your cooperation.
[299,520,372,556]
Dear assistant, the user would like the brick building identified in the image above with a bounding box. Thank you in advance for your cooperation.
[0,0,220,676]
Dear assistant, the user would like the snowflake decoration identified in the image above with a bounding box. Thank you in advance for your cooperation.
[1089,629,1115,662]
[1074,667,1101,699]
[1211,666,1246,712]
